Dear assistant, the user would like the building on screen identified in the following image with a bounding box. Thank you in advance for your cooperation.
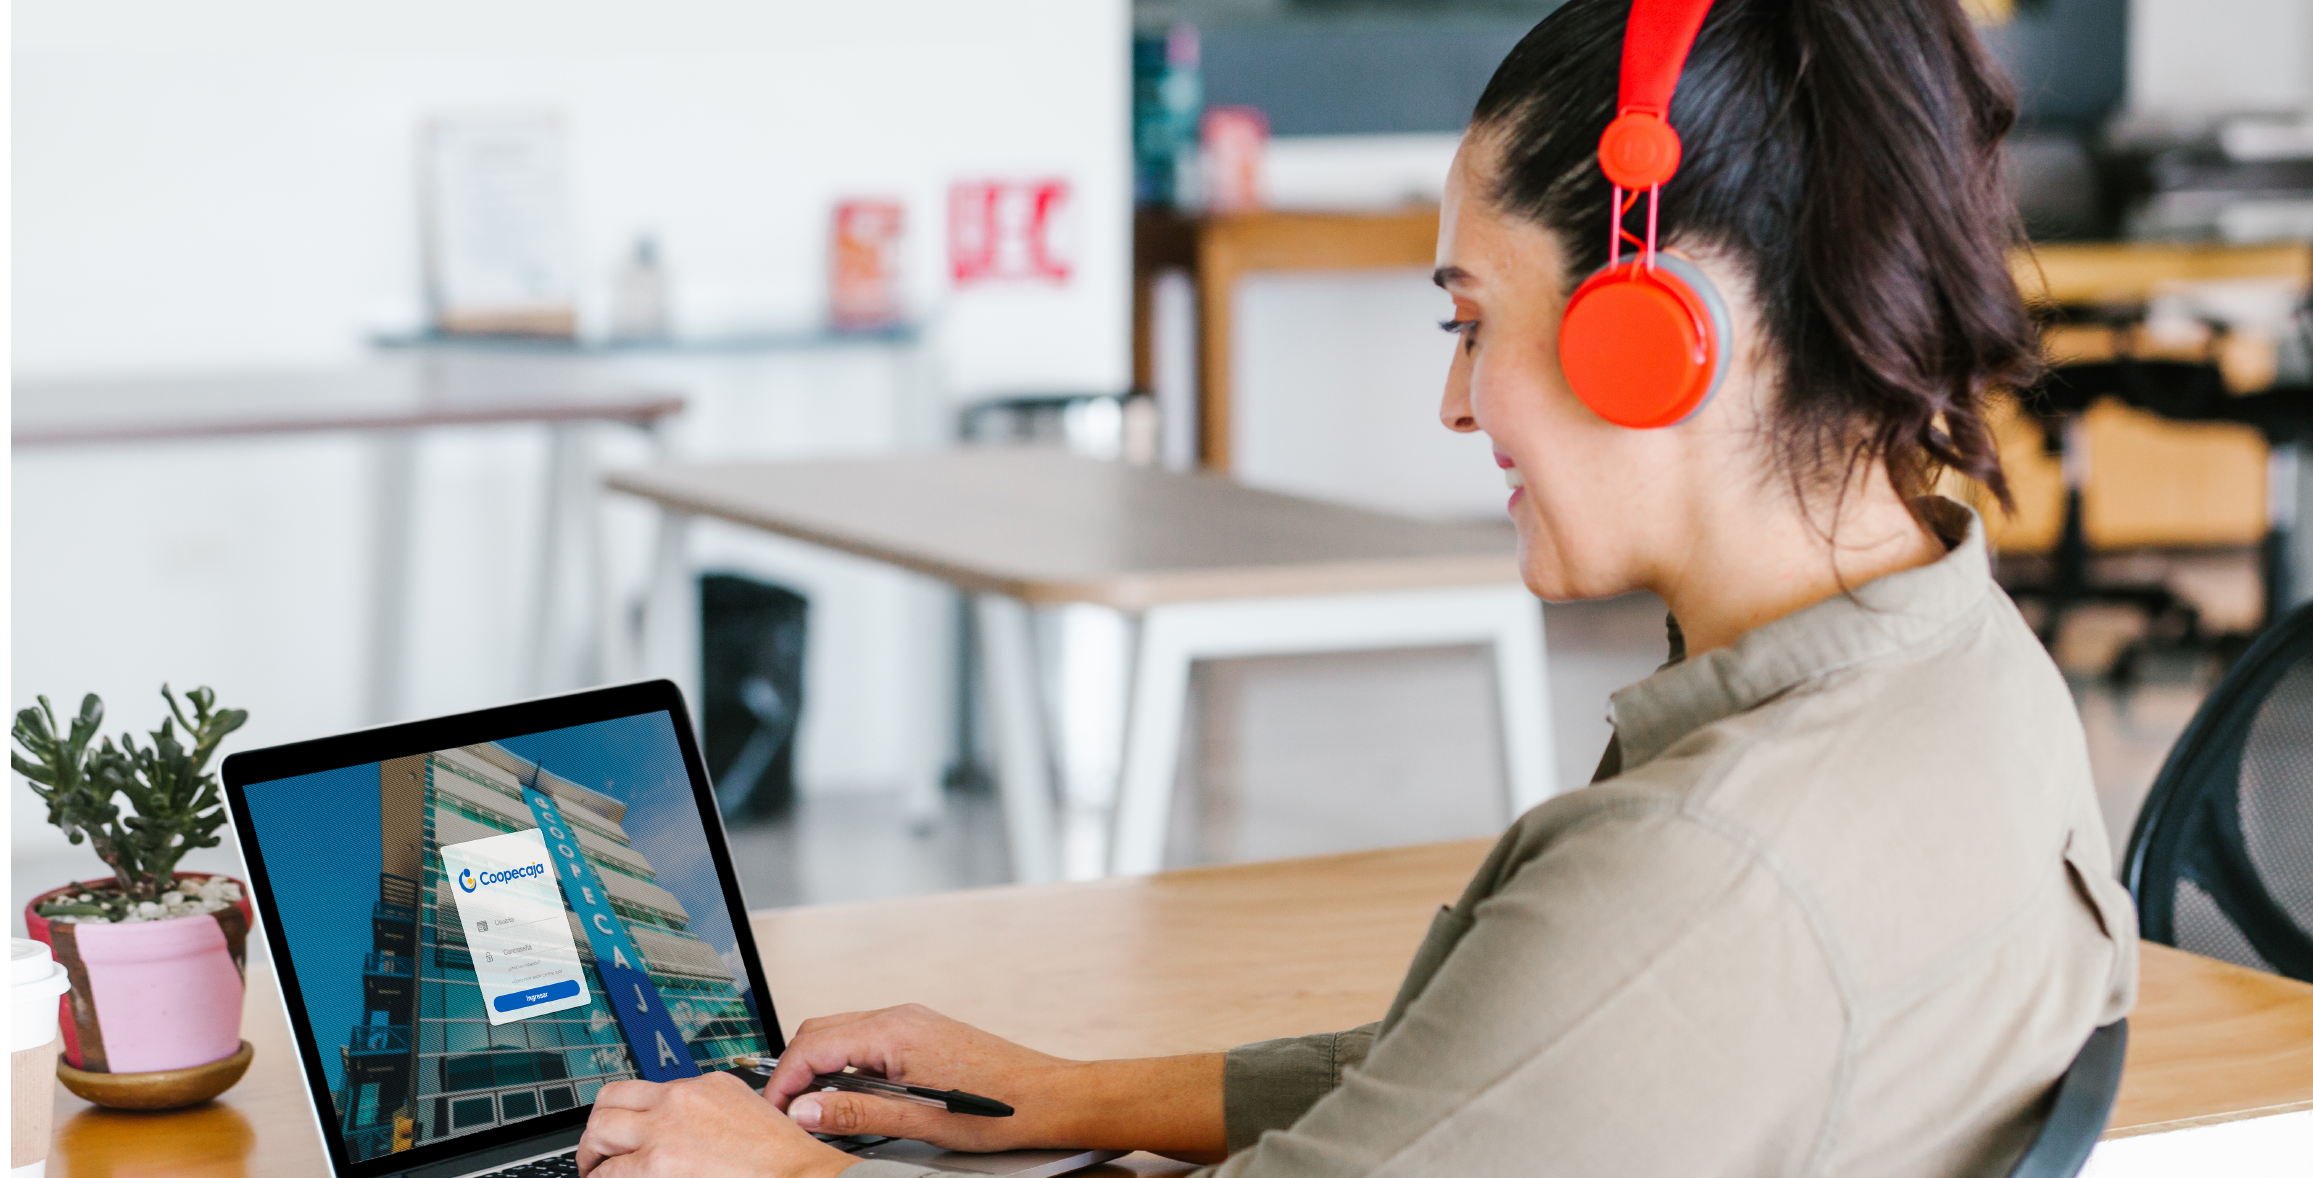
[335,743,766,1161]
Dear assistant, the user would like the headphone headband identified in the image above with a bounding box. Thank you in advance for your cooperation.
[1560,0,1728,432]
[1598,0,1715,190]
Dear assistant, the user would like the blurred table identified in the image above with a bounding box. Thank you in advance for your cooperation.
[607,450,1550,881]
[12,368,685,722]
[50,839,2313,1175]
[1132,206,2311,539]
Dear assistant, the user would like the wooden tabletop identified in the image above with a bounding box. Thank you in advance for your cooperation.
[606,450,1519,610]
[12,367,685,447]
[48,840,2313,1176]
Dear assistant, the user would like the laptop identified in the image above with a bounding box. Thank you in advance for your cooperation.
[222,680,1123,1178]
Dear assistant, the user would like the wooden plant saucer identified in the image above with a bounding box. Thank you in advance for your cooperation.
[57,1040,254,1111]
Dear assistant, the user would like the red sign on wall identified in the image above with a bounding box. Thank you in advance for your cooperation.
[948,179,1074,286]
[831,198,905,329]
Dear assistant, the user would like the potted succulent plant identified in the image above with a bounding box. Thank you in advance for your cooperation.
[14,686,256,1109]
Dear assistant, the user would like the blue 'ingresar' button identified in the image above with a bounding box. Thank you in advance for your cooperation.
[494,979,581,1013]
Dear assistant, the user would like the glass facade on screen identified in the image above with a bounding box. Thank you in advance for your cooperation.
[334,744,766,1161]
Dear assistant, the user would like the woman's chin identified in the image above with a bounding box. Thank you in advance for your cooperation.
[1517,558,1581,603]
[1516,546,1624,604]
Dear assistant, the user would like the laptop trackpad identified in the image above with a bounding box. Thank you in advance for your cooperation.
[850,1138,1127,1177]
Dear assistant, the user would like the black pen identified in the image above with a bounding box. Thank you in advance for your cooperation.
[742,1057,1015,1118]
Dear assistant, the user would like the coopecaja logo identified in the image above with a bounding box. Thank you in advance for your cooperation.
[460,863,547,892]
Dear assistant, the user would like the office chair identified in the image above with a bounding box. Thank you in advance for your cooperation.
[2122,597,2313,980]
[2007,1020,2129,1178]
[2008,345,2313,687]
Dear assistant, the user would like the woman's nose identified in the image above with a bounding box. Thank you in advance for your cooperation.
[1440,374,1478,433]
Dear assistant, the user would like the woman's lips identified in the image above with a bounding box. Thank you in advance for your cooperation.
[1493,451,1516,469]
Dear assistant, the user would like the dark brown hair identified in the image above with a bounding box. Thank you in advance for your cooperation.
[1471,0,2037,518]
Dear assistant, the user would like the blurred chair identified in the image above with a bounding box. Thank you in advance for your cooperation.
[2008,334,2313,684]
[2122,598,2313,981]
[2008,1020,2129,1178]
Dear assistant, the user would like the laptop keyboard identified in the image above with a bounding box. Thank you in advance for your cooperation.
[468,1135,893,1176]
[476,1151,580,1177]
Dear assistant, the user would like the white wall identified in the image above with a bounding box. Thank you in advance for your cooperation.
[1204,132,1504,521]
[13,0,1130,387]
[2129,0,2313,112]
[10,0,1130,917]
[1230,269,1505,520]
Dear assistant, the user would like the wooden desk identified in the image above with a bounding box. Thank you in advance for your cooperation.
[606,450,1517,612]
[608,451,1552,881]
[51,840,2313,1175]
[12,368,685,722]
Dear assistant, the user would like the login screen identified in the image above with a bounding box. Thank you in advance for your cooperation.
[439,829,591,1025]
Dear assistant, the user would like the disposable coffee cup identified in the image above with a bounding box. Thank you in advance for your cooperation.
[12,939,73,1178]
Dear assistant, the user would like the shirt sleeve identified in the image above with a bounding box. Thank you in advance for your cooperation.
[1198,804,1847,1178]
[1222,1023,1378,1152]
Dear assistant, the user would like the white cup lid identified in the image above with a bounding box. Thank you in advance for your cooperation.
[12,938,59,986]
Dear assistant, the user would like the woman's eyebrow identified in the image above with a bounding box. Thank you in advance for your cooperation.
[1432,265,1475,290]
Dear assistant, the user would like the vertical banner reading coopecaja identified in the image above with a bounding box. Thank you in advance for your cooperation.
[519,786,701,1082]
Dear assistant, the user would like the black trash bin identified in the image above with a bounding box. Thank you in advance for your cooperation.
[701,572,808,820]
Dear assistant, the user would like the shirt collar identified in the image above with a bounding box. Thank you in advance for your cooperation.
[1607,497,1992,773]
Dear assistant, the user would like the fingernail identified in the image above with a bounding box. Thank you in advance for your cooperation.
[791,1094,822,1129]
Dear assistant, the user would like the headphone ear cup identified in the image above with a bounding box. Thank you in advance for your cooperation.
[1558,252,1731,429]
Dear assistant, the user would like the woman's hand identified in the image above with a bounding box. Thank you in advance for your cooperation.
[764,1005,1227,1162]
[575,1071,853,1178]
[764,1004,1079,1152]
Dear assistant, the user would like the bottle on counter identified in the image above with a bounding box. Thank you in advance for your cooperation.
[610,234,671,342]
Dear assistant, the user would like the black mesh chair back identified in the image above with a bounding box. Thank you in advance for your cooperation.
[2123,599,2313,980]
[2007,1021,2128,1178]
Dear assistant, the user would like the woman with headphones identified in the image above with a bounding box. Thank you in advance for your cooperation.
[577,2,2136,1174]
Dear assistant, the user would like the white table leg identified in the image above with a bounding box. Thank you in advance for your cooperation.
[1110,607,1197,877]
[525,424,581,696]
[975,595,1059,884]
[641,509,700,731]
[365,431,419,725]
[578,427,610,686]
[602,421,674,685]
[1106,584,1560,876]
[897,581,954,831]
[1480,589,1555,815]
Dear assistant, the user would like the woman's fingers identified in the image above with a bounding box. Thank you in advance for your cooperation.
[788,1007,894,1040]
[590,1079,668,1111]
[575,1107,643,1176]
[789,1091,1000,1150]
[580,1107,645,1152]
[765,1014,917,1107]
[791,1091,929,1137]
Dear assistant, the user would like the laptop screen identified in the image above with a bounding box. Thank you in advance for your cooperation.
[227,688,775,1172]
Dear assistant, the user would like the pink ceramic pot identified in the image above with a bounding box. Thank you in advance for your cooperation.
[23,874,251,1075]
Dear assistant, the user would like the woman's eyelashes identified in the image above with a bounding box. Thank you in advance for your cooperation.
[1439,318,1479,353]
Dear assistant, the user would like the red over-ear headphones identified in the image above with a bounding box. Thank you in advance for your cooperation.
[1558,0,1729,429]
